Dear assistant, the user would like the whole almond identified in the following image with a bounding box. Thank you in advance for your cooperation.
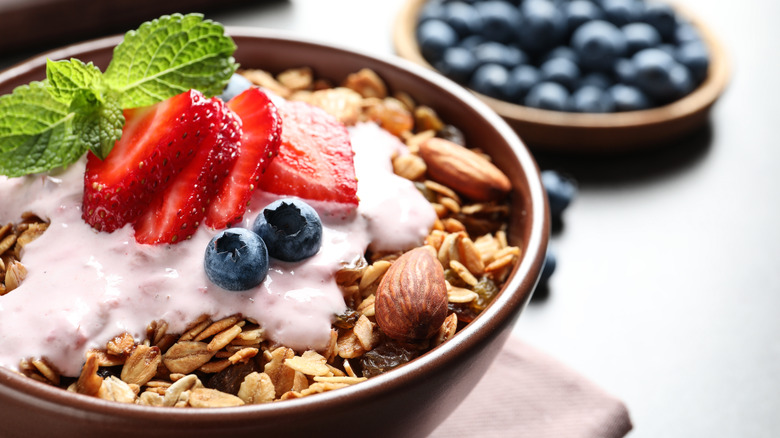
[374,246,448,342]
[419,137,511,202]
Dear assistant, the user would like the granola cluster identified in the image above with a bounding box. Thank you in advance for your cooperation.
[9,67,520,407]
[0,213,48,296]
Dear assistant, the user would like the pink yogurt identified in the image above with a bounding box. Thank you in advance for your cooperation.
[0,121,436,377]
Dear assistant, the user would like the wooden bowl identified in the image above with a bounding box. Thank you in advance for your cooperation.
[393,0,730,153]
[0,29,548,438]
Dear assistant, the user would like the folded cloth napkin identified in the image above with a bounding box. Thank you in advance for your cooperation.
[430,336,633,438]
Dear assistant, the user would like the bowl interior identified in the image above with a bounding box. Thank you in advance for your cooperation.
[393,0,730,152]
[0,29,548,437]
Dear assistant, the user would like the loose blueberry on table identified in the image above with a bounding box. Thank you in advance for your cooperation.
[541,169,578,220]
[538,169,578,289]
[417,0,711,113]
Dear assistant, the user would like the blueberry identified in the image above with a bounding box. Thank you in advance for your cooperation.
[517,0,567,53]
[541,170,578,218]
[470,63,510,99]
[668,63,695,99]
[473,42,528,68]
[539,247,557,285]
[622,22,662,55]
[578,72,613,89]
[633,48,687,102]
[474,1,523,43]
[539,57,581,91]
[675,41,709,83]
[504,64,541,102]
[565,0,605,35]
[657,43,677,57]
[459,34,487,50]
[204,228,269,291]
[568,85,615,113]
[674,22,702,45]
[417,19,459,64]
[436,46,479,84]
[252,198,323,262]
[613,57,637,85]
[525,81,570,111]
[218,74,253,102]
[601,0,642,26]
[443,1,484,38]
[608,83,652,111]
[539,46,580,65]
[418,1,447,24]
[642,2,678,41]
[571,20,627,72]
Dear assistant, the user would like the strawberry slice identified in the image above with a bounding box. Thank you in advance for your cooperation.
[205,88,282,229]
[82,90,218,232]
[258,100,358,205]
[133,98,241,245]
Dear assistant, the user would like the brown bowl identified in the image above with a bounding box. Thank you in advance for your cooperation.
[0,29,549,438]
[393,0,730,153]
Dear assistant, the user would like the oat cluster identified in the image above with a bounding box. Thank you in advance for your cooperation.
[0,213,48,296]
[8,67,521,407]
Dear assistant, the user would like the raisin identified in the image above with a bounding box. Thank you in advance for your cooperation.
[448,302,479,324]
[444,268,468,288]
[414,181,437,203]
[438,124,465,146]
[471,276,499,311]
[359,340,422,378]
[206,359,261,395]
[333,308,361,329]
[366,98,414,137]
[96,366,121,379]
[454,214,503,237]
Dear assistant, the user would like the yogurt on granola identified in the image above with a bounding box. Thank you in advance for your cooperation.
[0,121,436,376]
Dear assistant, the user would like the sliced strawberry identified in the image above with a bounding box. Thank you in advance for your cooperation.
[258,100,358,205]
[133,98,241,245]
[205,88,282,229]
[82,90,218,232]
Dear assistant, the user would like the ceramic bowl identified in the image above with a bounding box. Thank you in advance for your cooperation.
[393,0,730,153]
[0,29,548,438]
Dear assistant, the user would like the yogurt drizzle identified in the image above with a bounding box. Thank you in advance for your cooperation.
[0,121,436,376]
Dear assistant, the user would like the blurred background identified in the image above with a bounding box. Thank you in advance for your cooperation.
[1,0,778,437]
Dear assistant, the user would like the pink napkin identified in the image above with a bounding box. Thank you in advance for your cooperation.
[430,336,633,438]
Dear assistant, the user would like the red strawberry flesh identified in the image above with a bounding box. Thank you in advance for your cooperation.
[82,90,218,232]
[258,100,358,206]
[205,87,282,229]
[133,98,241,245]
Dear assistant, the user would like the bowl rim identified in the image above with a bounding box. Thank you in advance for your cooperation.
[0,27,549,421]
[392,0,731,151]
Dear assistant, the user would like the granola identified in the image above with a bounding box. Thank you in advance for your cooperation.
[3,67,520,406]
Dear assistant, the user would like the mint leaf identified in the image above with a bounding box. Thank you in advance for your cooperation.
[0,13,238,177]
[46,58,104,104]
[104,13,237,108]
[74,90,125,160]
[0,82,83,177]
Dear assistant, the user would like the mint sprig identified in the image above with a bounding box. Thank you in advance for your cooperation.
[106,14,237,108]
[46,58,104,104]
[0,82,79,177]
[0,13,237,177]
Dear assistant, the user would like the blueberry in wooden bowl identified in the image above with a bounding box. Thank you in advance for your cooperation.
[394,0,730,152]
